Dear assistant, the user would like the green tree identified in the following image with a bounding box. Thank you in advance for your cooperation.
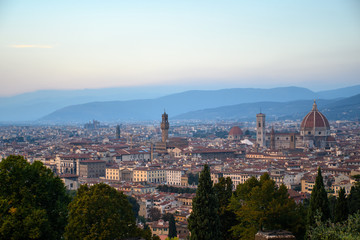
[162,212,173,222]
[307,167,330,225]
[348,175,360,215]
[188,172,199,185]
[214,177,237,240]
[188,164,221,240]
[229,173,303,240]
[135,224,159,240]
[0,155,70,240]
[307,211,360,240]
[64,183,137,240]
[328,195,337,222]
[127,195,140,219]
[334,188,348,223]
[168,214,177,238]
[152,235,161,240]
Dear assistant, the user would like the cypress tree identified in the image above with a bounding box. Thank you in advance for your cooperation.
[188,164,221,240]
[168,214,177,238]
[348,175,360,214]
[307,167,330,225]
[334,187,348,223]
[214,177,237,240]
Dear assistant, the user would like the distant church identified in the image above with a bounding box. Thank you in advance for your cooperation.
[256,100,335,149]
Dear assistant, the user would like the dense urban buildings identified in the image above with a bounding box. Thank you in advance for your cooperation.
[1,104,360,239]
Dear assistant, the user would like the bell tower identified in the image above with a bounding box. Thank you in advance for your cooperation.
[161,111,169,143]
[270,126,275,150]
[256,113,266,147]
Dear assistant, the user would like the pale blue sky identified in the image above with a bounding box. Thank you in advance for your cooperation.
[0,0,359,96]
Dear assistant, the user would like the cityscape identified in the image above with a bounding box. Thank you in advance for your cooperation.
[1,99,360,239]
[1,1,360,240]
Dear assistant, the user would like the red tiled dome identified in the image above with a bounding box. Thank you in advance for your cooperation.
[229,126,243,136]
[300,100,330,131]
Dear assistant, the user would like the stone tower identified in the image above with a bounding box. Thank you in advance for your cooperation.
[161,111,169,143]
[256,113,266,147]
[270,126,275,150]
[116,124,121,139]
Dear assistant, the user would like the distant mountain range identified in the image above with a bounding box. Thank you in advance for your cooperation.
[0,85,359,123]
[174,94,360,121]
[40,86,360,123]
[0,86,189,122]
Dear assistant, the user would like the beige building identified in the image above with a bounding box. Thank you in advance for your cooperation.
[120,167,133,182]
[133,167,148,183]
[181,175,189,187]
[177,193,195,206]
[148,219,169,239]
[166,169,183,186]
[301,177,315,194]
[133,167,166,184]
[106,166,120,180]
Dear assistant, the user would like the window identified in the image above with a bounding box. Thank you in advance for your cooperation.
[258,123,261,127]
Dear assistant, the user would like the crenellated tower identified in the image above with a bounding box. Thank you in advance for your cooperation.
[161,111,169,143]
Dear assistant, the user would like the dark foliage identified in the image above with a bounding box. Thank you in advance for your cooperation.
[0,155,70,240]
[168,214,177,238]
[307,167,330,225]
[64,183,137,240]
[156,185,196,194]
[188,164,221,240]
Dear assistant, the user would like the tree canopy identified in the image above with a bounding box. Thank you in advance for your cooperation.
[168,214,177,239]
[0,155,70,240]
[214,177,237,240]
[348,176,360,215]
[127,195,140,219]
[188,164,221,240]
[229,173,303,240]
[307,167,330,225]
[307,212,360,240]
[64,183,137,240]
[334,188,348,223]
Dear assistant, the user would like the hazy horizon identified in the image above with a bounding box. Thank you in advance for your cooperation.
[1,83,359,100]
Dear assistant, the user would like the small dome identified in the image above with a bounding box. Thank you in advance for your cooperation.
[229,126,243,136]
[300,100,330,133]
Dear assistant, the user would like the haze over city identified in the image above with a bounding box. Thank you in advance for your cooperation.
[1,0,360,97]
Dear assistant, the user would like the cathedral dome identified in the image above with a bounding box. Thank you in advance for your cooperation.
[228,126,243,140]
[300,100,330,137]
[229,126,243,136]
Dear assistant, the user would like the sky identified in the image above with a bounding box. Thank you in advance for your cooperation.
[0,0,359,97]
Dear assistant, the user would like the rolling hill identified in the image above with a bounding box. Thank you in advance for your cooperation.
[40,87,360,123]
